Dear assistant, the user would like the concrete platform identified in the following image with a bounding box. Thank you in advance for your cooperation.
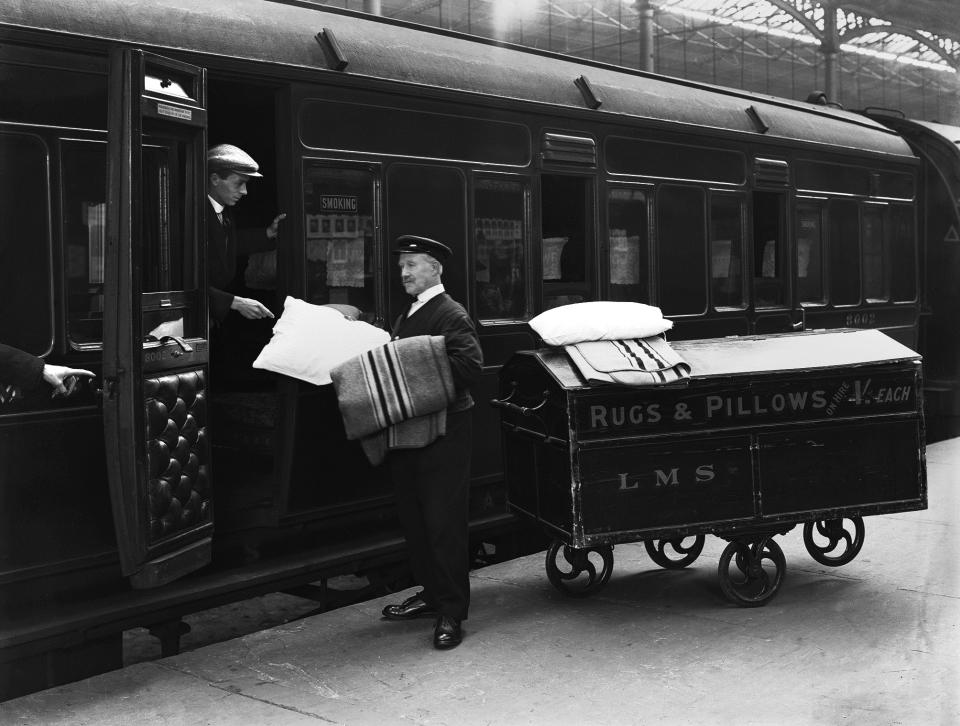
[3,437,958,726]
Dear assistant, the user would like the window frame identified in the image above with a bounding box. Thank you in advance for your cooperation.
[299,157,383,321]
[708,190,747,311]
[0,128,56,357]
[471,171,532,326]
[539,171,597,313]
[887,202,918,304]
[60,134,109,351]
[827,197,863,308]
[861,201,889,304]
[795,196,828,309]
[605,181,654,305]
[655,182,709,317]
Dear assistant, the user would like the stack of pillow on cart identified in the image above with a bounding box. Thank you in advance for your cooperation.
[529,301,689,386]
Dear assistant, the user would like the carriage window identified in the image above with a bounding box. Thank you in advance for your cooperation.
[710,195,744,309]
[303,164,377,315]
[753,191,785,308]
[889,205,916,302]
[862,206,886,303]
[658,185,706,316]
[475,179,527,320]
[0,133,53,356]
[63,140,108,346]
[607,187,649,303]
[542,174,592,310]
[829,200,860,305]
[0,58,107,129]
[139,140,202,340]
[387,164,467,315]
[796,204,826,305]
[606,137,745,184]
[301,100,529,166]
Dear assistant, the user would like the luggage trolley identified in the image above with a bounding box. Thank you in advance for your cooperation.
[492,330,927,607]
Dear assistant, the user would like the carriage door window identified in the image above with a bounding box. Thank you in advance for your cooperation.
[137,137,201,339]
[862,204,887,303]
[63,140,108,347]
[303,164,377,316]
[0,133,53,355]
[752,191,786,307]
[888,204,916,302]
[541,174,593,310]
[657,185,706,316]
[796,202,826,305]
[474,179,527,320]
[710,195,745,309]
[387,164,467,315]
[607,187,649,303]
[829,200,860,306]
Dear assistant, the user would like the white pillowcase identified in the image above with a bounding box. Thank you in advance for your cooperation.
[252,296,389,385]
[529,301,672,346]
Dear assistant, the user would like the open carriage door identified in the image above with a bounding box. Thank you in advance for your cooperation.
[103,49,211,588]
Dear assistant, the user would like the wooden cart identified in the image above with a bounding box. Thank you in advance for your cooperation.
[493,329,927,606]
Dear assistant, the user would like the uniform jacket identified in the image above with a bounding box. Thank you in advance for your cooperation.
[391,293,483,413]
[206,202,274,321]
[0,343,44,390]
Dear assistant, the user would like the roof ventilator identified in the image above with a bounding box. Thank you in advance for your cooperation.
[541,132,597,166]
[574,75,602,110]
[746,105,769,134]
[754,157,789,186]
[316,28,349,71]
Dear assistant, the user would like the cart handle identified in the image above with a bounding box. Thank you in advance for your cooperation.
[489,385,551,417]
[491,386,561,444]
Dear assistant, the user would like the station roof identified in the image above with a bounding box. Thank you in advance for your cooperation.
[0,0,913,157]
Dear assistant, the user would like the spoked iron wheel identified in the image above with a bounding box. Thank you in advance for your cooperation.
[545,540,614,598]
[718,537,786,607]
[803,517,865,567]
[644,535,705,569]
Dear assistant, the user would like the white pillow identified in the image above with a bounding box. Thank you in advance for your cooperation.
[252,296,389,385]
[529,301,672,346]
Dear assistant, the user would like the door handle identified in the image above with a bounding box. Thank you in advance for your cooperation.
[159,336,194,355]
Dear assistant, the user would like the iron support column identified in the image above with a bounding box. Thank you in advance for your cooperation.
[822,4,839,102]
[635,0,655,72]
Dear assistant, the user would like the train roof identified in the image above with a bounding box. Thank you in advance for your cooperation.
[1,0,913,159]
[903,119,960,146]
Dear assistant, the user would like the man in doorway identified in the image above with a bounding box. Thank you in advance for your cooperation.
[206,143,285,322]
[380,235,483,650]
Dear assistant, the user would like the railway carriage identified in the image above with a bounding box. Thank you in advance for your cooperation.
[0,0,944,698]
[862,111,960,438]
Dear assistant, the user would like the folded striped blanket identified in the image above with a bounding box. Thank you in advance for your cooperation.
[565,337,691,386]
[359,413,448,466]
[330,334,455,440]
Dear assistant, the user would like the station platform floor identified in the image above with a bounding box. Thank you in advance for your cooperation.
[2,437,957,726]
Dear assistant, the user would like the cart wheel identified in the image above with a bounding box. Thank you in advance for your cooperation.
[718,538,786,607]
[803,517,865,567]
[644,535,705,569]
[545,541,614,598]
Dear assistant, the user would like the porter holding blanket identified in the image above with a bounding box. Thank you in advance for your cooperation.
[330,335,456,463]
[370,235,482,651]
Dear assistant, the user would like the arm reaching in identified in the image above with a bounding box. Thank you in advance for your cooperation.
[230,296,275,319]
[41,364,95,398]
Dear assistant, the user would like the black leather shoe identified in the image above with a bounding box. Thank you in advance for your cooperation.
[381,593,438,621]
[433,615,462,649]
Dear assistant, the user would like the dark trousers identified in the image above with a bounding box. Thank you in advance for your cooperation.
[388,410,472,621]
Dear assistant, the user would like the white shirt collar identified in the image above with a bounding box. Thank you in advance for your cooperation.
[416,283,445,304]
[407,283,444,318]
[208,195,225,214]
